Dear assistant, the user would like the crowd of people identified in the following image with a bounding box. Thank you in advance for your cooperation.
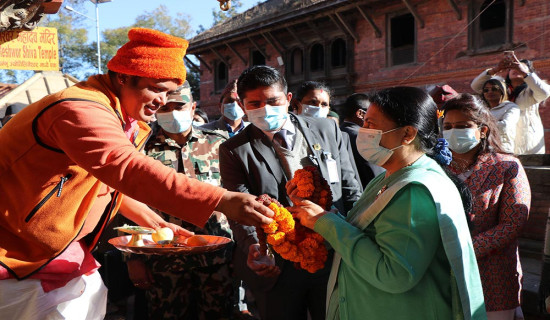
[0,27,546,320]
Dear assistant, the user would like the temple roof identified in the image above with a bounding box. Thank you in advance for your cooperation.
[189,0,349,51]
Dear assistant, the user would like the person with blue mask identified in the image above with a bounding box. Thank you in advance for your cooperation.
[219,65,361,320]
[201,78,249,139]
[443,93,530,319]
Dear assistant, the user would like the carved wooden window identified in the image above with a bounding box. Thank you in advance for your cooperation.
[388,13,416,66]
[310,43,324,72]
[215,61,228,92]
[252,50,266,66]
[469,0,512,51]
[291,48,303,75]
[331,38,346,68]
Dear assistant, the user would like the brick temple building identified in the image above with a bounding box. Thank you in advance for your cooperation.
[188,0,550,149]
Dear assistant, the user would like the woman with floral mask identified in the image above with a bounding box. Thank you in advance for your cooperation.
[479,77,519,153]
[442,93,530,320]
[288,87,486,320]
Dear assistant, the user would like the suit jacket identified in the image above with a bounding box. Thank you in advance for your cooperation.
[341,131,363,191]
[219,114,361,294]
[340,121,376,187]
[453,152,530,311]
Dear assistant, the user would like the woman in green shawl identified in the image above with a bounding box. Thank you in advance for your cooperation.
[288,87,486,320]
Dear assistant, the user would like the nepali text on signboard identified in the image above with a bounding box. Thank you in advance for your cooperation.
[0,27,59,71]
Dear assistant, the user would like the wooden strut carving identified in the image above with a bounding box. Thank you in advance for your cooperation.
[0,0,47,32]
[218,0,231,11]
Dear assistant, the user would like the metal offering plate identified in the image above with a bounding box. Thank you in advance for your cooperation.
[108,235,232,255]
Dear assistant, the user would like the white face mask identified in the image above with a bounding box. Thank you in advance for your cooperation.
[357,127,403,166]
[246,104,289,132]
[301,104,329,118]
[442,128,480,154]
[156,109,193,133]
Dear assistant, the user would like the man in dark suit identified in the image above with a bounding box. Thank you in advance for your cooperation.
[219,66,361,320]
[340,93,380,187]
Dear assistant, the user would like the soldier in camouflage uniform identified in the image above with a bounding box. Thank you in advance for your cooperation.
[127,83,235,320]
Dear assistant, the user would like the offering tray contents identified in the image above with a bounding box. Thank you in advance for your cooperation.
[108,234,232,255]
[113,224,156,247]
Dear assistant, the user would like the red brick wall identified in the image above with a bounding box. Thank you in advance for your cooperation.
[197,37,284,117]
[196,0,550,150]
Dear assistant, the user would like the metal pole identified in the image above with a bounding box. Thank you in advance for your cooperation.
[95,2,101,74]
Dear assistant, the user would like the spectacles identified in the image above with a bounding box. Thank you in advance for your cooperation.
[482,87,501,93]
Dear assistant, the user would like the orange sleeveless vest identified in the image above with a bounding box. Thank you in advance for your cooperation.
[0,75,150,279]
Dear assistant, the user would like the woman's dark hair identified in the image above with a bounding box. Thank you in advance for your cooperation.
[369,86,473,220]
[505,59,534,92]
[369,86,440,154]
[521,59,534,73]
[237,65,287,101]
[343,93,369,119]
[295,81,331,102]
[194,108,209,123]
[442,93,507,155]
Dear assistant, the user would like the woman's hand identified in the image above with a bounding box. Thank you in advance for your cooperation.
[287,195,330,229]
[246,244,281,277]
[285,180,298,197]
[488,59,510,76]
[127,259,154,290]
[508,54,530,76]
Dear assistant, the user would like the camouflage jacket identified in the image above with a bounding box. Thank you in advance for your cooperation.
[143,127,233,270]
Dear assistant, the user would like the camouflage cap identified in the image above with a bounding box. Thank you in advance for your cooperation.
[167,81,192,104]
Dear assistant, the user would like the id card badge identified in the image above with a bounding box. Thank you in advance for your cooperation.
[326,158,340,184]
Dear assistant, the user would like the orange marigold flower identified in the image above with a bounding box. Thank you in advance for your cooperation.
[258,185,330,274]
[267,232,286,246]
[262,221,278,234]
[274,241,292,254]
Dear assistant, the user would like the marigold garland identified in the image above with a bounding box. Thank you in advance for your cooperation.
[292,166,332,210]
[257,166,332,273]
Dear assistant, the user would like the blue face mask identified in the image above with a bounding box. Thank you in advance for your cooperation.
[301,104,329,118]
[442,128,480,154]
[223,101,245,121]
[246,104,289,132]
[156,110,193,133]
